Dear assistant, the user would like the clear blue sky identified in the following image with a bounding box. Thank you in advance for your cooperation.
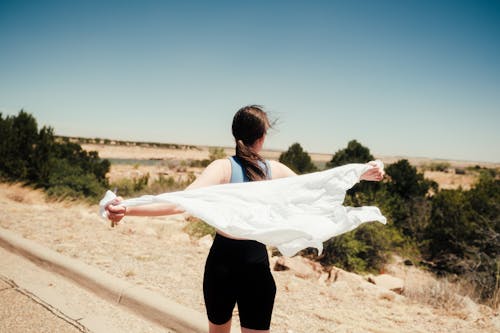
[1,0,499,162]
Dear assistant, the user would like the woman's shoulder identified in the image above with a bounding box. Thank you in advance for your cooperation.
[186,159,231,189]
[268,160,297,179]
[208,158,232,182]
[210,158,232,167]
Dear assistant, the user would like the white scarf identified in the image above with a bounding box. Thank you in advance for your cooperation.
[99,162,386,257]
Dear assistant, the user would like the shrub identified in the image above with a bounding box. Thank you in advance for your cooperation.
[148,173,196,194]
[279,143,317,174]
[189,159,210,168]
[45,158,107,200]
[183,216,215,239]
[0,110,110,202]
[326,139,374,168]
[111,174,150,197]
[319,223,406,273]
[423,162,451,172]
[208,147,226,161]
[424,173,500,304]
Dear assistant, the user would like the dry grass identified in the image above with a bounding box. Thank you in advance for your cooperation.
[386,256,500,321]
[386,257,473,314]
[7,192,26,203]
[124,270,136,278]
[404,277,465,311]
[1,183,45,205]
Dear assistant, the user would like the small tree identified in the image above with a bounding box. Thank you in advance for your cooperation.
[0,110,39,179]
[0,110,110,202]
[326,140,374,168]
[379,159,435,238]
[385,159,436,200]
[279,143,317,174]
[423,175,500,303]
[326,140,380,201]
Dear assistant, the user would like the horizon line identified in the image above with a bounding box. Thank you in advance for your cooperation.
[55,135,500,167]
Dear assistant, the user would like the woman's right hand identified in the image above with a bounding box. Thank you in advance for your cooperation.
[106,197,126,226]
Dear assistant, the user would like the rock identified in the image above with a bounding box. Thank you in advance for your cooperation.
[318,272,330,285]
[367,274,404,294]
[404,259,414,266]
[492,314,500,331]
[332,267,368,285]
[284,278,300,292]
[197,234,213,248]
[273,256,322,279]
[328,281,355,302]
[378,291,396,301]
[273,259,290,272]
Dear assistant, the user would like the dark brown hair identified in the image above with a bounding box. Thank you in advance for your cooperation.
[232,105,271,181]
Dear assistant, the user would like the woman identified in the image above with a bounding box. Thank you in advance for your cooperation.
[106,105,384,333]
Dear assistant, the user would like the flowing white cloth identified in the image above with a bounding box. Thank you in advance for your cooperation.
[99,162,386,257]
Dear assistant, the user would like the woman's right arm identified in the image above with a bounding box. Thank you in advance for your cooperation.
[106,159,231,223]
[108,201,184,217]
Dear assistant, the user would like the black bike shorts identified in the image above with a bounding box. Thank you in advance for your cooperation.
[203,233,276,330]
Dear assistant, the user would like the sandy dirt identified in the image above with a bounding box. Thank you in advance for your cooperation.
[423,171,478,191]
[81,143,326,162]
[1,183,498,333]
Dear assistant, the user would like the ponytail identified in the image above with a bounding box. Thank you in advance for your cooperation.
[232,105,271,182]
[236,139,266,181]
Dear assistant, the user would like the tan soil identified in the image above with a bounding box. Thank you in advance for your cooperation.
[1,183,498,333]
[423,171,478,190]
[81,143,324,162]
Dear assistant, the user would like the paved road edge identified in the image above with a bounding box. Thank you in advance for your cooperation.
[0,226,208,333]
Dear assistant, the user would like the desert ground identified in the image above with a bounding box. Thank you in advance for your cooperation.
[1,143,499,332]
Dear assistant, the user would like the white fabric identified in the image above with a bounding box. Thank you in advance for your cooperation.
[99,162,386,257]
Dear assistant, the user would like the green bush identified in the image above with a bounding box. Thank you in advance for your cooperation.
[148,173,196,194]
[385,159,436,200]
[279,142,317,174]
[208,147,226,161]
[110,173,196,197]
[183,216,216,239]
[424,174,500,303]
[111,174,150,197]
[318,222,406,273]
[189,159,211,168]
[0,110,110,202]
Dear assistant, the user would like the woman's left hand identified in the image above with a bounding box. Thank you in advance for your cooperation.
[360,161,385,181]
